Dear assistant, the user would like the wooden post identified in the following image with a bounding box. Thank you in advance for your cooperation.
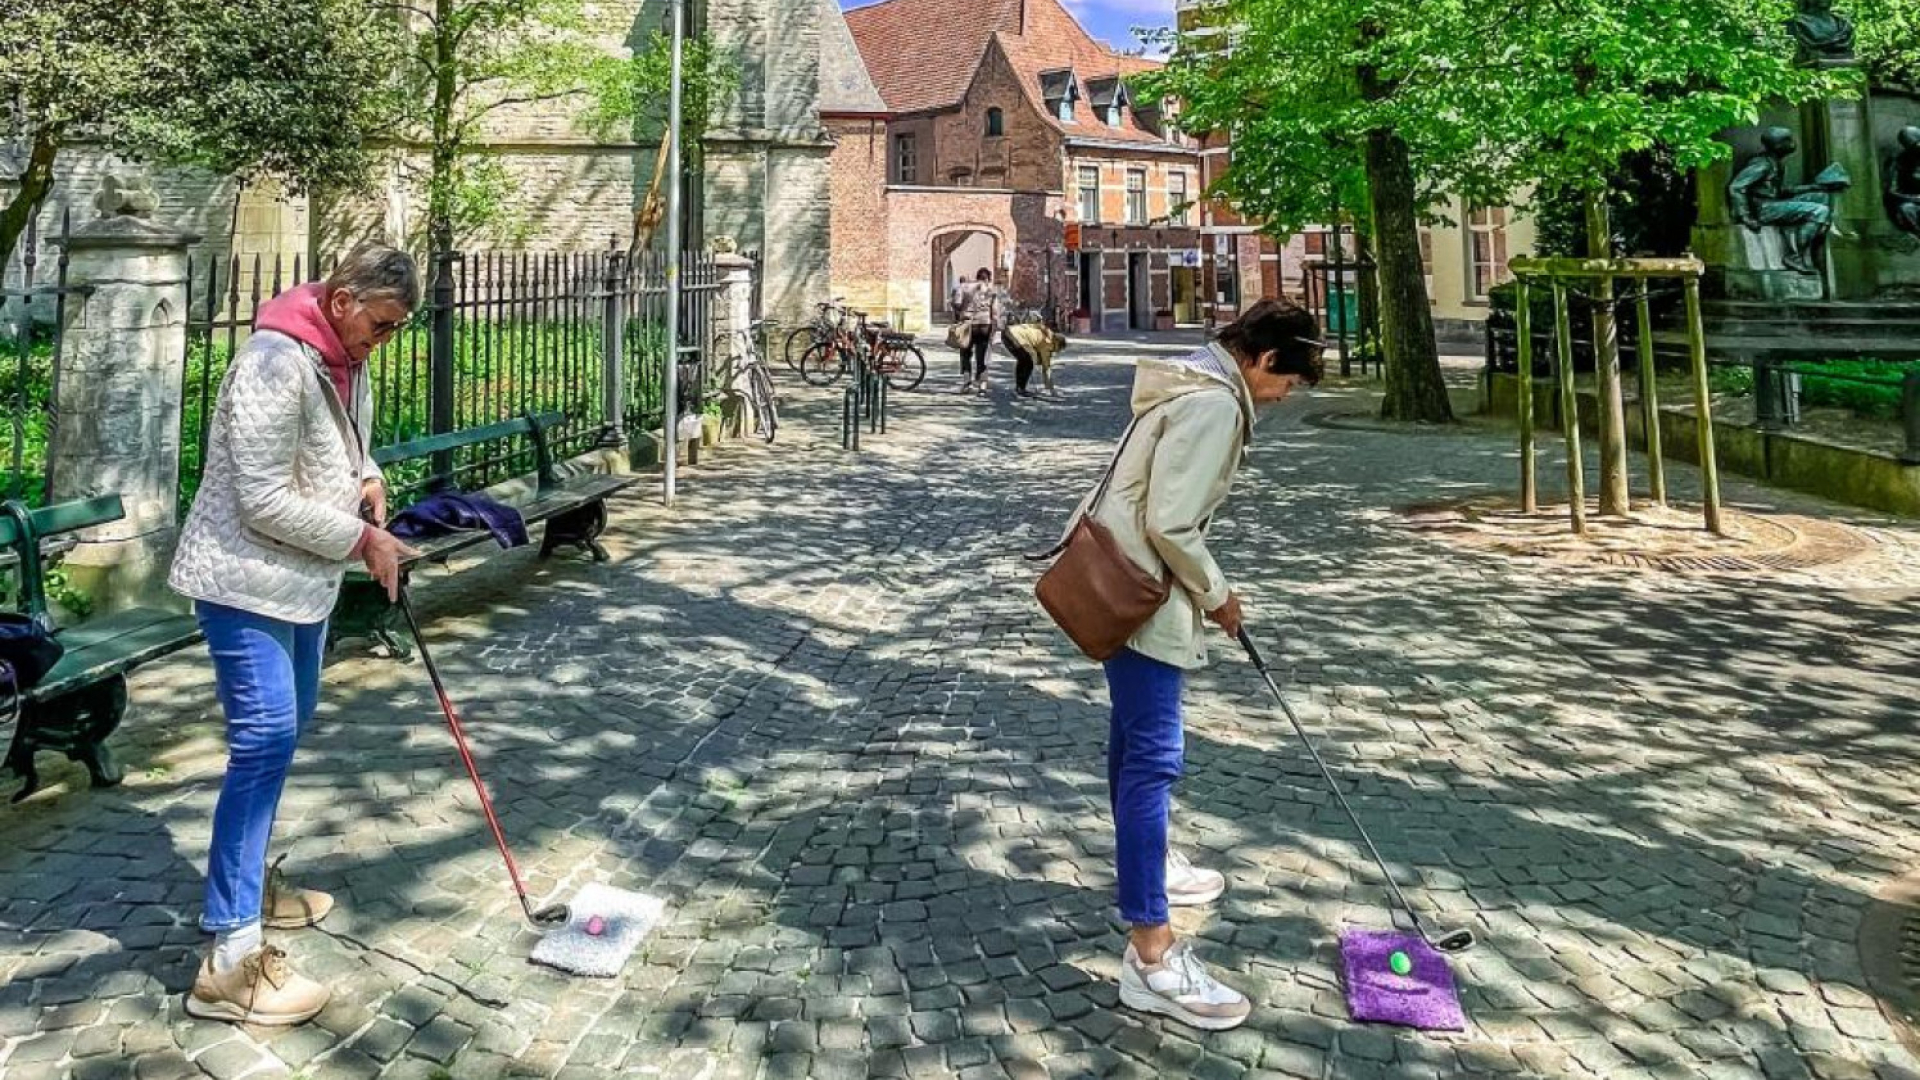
[1683,277,1723,534]
[1635,286,1665,506]
[1552,280,1587,535]
[1514,277,1537,513]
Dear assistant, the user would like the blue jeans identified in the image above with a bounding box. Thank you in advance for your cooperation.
[196,601,326,932]
[1103,648,1185,927]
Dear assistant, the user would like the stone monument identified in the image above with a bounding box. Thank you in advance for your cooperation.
[1693,2,1920,300]
[1727,128,1851,274]
[51,171,199,612]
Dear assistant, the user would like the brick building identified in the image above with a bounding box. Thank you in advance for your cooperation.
[842,0,1203,332]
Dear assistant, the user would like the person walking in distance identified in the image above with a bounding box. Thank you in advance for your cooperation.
[949,267,1004,394]
[167,240,421,1026]
[1076,299,1324,1030]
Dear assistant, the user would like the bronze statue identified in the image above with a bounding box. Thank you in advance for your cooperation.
[1887,126,1920,242]
[1788,0,1854,61]
[1728,127,1851,274]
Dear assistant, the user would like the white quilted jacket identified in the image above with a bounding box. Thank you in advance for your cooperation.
[169,331,381,624]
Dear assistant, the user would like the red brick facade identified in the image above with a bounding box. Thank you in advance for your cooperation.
[841,0,1204,331]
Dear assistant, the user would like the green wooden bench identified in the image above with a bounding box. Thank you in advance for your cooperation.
[330,411,640,658]
[0,495,202,803]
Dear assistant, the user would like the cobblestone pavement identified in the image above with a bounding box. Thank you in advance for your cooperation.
[4,340,1919,1080]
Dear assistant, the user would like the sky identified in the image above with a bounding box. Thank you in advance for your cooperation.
[839,0,1175,54]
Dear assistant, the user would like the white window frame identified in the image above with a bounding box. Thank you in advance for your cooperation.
[1125,169,1147,225]
[1168,171,1190,225]
[1465,204,1510,302]
[1078,166,1101,224]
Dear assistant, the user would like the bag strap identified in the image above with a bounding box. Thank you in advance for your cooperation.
[1024,401,1169,562]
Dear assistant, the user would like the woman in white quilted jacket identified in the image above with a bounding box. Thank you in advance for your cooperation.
[168,241,420,1026]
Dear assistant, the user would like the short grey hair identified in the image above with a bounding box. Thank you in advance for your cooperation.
[326,240,421,310]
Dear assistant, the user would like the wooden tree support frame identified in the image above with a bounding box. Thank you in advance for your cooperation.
[1507,256,1722,536]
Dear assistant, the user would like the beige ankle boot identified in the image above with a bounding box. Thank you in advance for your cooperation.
[263,855,334,930]
[185,945,331,1026]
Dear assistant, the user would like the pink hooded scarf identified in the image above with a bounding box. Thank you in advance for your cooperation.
[254,282,358,403]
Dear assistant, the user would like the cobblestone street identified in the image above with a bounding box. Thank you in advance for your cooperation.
[3,340,1919,1080]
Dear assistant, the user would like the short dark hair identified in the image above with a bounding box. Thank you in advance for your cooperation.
[1215,299,1325,385]
[976,267,993,281]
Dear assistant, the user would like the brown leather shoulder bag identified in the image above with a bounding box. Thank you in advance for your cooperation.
[1027,408,1171,661]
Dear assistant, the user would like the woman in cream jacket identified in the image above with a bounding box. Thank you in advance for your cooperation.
[1088,299,1325,1031]
[169,241,419,1027]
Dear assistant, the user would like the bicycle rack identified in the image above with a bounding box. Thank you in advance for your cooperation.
[840,356,890,451]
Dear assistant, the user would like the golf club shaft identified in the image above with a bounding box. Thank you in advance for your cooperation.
[1236,627,1432,938]
[398,587,541,922]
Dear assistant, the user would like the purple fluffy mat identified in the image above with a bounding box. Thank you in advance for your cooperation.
[1339,928,1468,1031]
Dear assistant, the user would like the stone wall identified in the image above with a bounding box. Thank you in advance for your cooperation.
[3,149,307,320]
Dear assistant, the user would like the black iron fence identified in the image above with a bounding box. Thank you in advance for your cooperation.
[178,244,721,512]
[0,211,88,506]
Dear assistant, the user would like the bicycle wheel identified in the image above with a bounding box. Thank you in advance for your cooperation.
[883,344,927,392]
[799,342,846,386]
[748,363,779,443]
[783,326,818,372]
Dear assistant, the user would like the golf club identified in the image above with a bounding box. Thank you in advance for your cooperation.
[397,583,569,931]
[1236,626,1475,954]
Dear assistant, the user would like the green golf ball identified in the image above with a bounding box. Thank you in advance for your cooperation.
[1388,950,1412,976]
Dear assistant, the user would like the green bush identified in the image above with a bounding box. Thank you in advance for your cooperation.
[1789,359,1914,421]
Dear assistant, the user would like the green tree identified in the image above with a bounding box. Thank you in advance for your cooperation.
[0,0,387,269]
[1851,0,1920,85]
[1139,2,1502,424]
[382,2,733,253]
[1489,0,1839,515]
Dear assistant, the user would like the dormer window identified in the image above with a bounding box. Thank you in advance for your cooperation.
[1040,69,1080,125]
[1087,76,1132,131]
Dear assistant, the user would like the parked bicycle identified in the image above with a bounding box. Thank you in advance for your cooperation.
[783,299,846,372]
[711,320,780,443]
[798,310,927,392]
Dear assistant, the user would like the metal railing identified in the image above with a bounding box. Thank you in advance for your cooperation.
[0,211,90,507]
[178,243,721,512]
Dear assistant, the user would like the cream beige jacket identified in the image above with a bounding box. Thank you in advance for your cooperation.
[1076,342,1255,670]
[168,331,380,624]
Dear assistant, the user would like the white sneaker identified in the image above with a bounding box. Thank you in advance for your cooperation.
[1166,849,1226,907]
[1119,941,1252,1031]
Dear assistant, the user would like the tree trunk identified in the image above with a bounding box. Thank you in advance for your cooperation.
[1584,191,1631,515]
[0,130,60,274]
[1365,127,1451,423]
[427,0,458,256]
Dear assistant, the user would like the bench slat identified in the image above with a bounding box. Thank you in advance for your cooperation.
[30,495,126,538]
[374,411,565,466]
[36,610,202,698]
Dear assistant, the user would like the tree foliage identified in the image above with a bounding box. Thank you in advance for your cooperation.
[377,1,734,251]
[0,0,388,267]
[1850,0,1920,86]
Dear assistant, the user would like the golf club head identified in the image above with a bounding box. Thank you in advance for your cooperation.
[1431,927,1476,953]
[529,903,571,931]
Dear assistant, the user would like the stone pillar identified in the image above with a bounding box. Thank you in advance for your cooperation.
[711,251,756,438]
[1806,69,1885,300]
[51,173,199,613]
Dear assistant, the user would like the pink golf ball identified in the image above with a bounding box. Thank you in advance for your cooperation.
[586,916,606,937]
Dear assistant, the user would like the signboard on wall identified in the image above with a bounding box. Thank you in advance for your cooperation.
[1180,249,1202,267]
[1064,223,1082,251]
